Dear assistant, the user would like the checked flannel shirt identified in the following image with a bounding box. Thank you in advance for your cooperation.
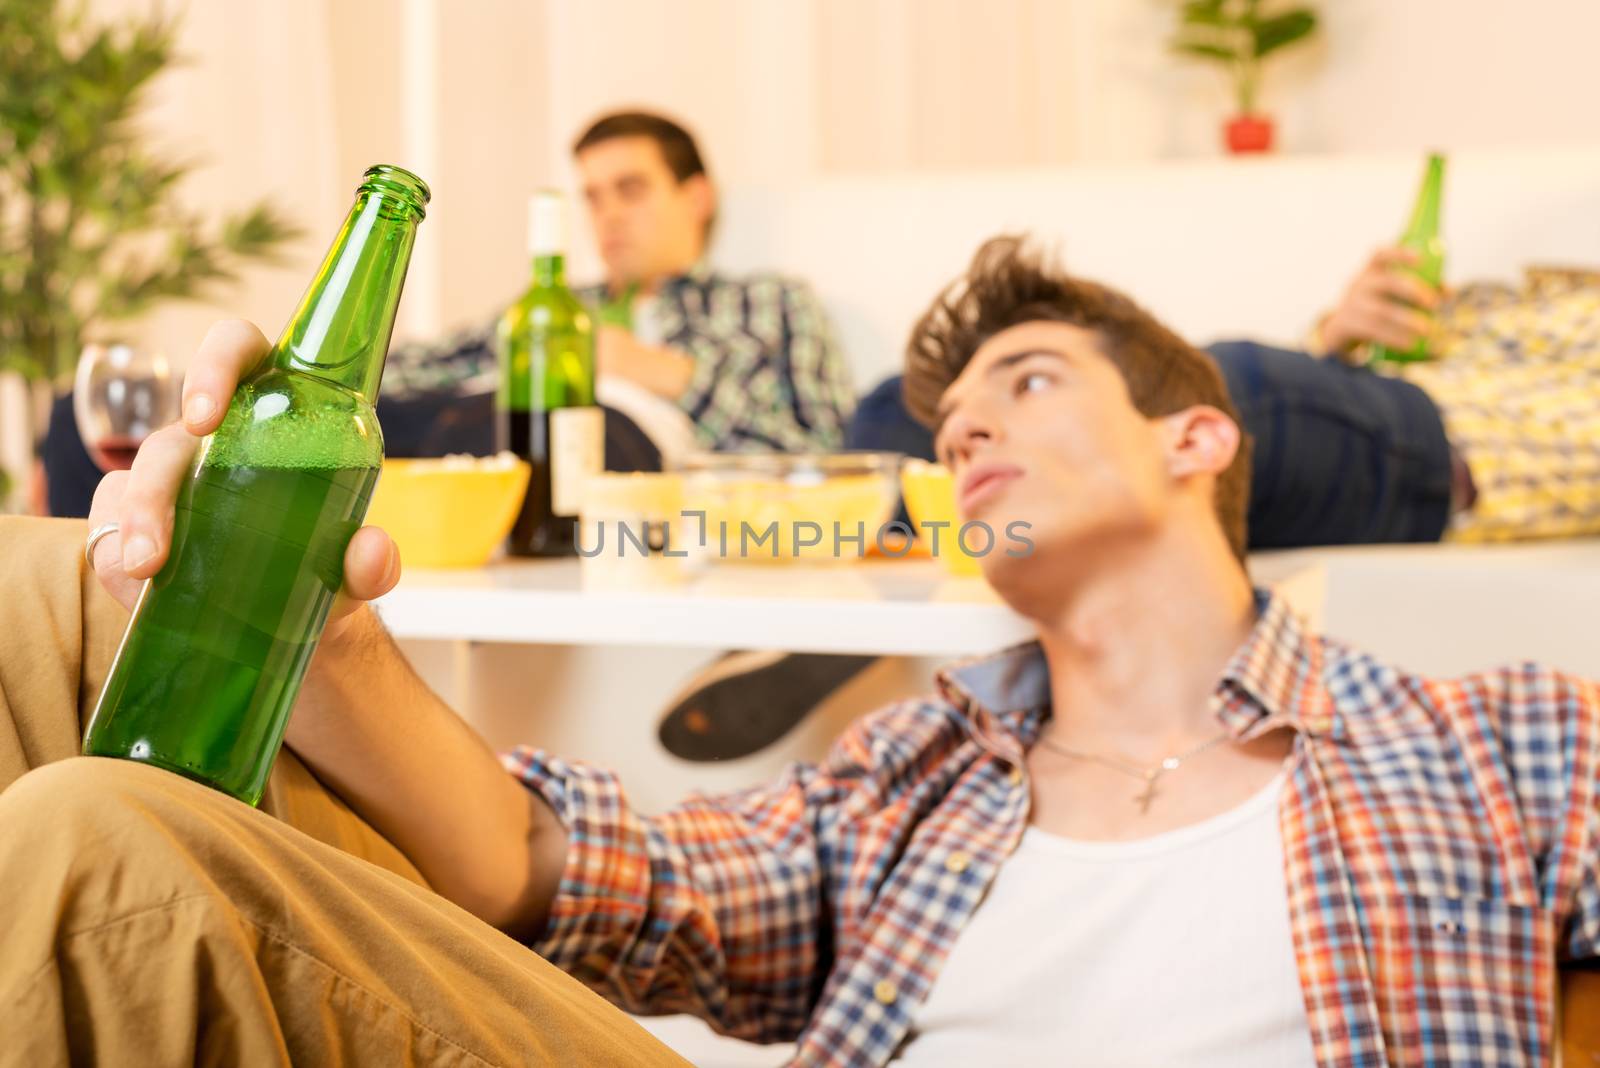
[505,592,1600,1066]
[382,264,855,453]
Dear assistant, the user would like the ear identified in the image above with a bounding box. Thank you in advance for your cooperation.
[682,173,715,231]
[1160,405,1240,480]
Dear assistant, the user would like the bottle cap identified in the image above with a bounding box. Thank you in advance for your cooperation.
[528,190,565,257]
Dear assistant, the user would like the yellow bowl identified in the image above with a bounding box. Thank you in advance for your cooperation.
[365,455,531,569]
[900,459,982,576]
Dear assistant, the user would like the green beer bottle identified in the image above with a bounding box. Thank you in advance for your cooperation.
[83,165,430,805]
[497,190,601,556]
[1368,152,1446,365]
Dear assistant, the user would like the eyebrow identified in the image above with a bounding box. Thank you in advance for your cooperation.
[935,348,1066,423]
[582,172,648,197]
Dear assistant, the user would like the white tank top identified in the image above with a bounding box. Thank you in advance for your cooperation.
[902,771,1316,1066]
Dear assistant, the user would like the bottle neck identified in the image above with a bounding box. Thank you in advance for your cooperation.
[1407,156,1444,237]
[273,188,422,402]
[532,253,566,289]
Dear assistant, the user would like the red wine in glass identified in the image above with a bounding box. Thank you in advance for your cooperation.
[91,436,145,470]
[73,343,180,472]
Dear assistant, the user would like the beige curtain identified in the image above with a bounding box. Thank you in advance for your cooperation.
[78,0,344,369]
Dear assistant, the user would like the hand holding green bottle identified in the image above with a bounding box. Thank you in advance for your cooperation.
[1318,246,1443,362]
[83,165,428,805]
[84,317,403,637]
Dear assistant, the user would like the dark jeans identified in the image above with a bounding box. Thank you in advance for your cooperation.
[845,341,1453,549]
[375,389,662,473]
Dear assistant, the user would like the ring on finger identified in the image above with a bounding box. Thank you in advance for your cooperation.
[85,521,121,568]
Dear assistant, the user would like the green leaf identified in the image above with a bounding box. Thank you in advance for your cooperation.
[220,202,305,259]
[1173,41,1240,64]
[1252,9,1317,57]
[1178,0,1233,29]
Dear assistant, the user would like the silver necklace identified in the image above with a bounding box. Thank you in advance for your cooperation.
[1033,727,1235,813]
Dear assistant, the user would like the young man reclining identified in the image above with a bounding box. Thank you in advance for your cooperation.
[3,237,1598,1066]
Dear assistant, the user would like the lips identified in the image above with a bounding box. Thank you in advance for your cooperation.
[957,462,1024,515]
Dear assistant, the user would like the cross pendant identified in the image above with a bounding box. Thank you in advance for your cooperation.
[1134,771,1161,813]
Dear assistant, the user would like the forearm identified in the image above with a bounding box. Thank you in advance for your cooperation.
[284,607,566,936]
[633,341,696,400]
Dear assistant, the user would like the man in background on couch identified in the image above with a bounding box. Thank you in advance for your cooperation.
[381,109,856,459]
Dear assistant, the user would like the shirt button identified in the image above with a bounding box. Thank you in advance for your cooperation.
[945,851,971,874]
[874,980,899,1005]
[1008,767,1025,786]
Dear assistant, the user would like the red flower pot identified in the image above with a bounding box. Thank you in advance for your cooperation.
[1225,114,1275,154]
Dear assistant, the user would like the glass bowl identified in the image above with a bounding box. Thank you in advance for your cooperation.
[676,451,903,564]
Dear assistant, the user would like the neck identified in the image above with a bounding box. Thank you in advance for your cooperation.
[609,254,700,298]
[612,276,656,299]
[1028,524,1256,763]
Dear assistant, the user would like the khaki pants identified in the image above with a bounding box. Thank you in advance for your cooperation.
[0,516,687,1067]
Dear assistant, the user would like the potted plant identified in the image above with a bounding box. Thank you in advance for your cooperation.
[1171,0,1319,154]
[0,0,300,510]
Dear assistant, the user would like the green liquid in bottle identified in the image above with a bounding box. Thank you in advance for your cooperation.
[85,461,378,802]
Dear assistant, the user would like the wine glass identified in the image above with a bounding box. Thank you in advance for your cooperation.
[73,342,181,471]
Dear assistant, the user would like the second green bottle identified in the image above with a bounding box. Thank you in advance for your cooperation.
[497,190,601,556]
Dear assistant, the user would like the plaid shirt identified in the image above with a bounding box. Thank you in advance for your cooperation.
[505,592,1600,1066]
[382,265,855,453]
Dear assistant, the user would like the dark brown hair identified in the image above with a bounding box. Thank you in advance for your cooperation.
[904,236,1253,561]
[573,110,709,183]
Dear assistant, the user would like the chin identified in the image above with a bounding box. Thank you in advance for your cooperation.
[984,514,1142,586]
[979,549,1063,621]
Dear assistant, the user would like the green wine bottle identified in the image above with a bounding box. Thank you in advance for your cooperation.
[497,190,601,557]
[82,165,429,805]
[1369,152,1446,365]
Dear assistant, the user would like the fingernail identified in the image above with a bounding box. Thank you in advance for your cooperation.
[122,534,156,572]
[185,395,215,425]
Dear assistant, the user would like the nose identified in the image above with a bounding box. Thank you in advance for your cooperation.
[939,404,999,469]
[586,195,621,236]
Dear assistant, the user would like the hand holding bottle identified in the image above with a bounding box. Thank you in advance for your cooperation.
[85,318,403,645]
[1318,246,1442,362]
